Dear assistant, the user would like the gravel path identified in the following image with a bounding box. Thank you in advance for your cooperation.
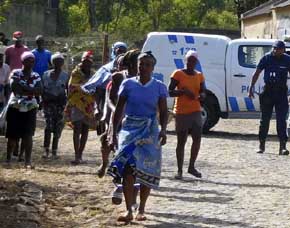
[141,119,290,228]
[1,118,290,228]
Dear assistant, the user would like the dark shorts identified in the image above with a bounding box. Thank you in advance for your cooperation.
[6,107,37,138]
[175,112,202,136]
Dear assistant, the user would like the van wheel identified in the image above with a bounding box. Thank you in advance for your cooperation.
[201,95,220,133]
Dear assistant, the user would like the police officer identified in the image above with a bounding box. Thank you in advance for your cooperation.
[249,40,290,155]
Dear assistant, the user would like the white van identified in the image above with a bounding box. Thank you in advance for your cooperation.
[142,32,289,132]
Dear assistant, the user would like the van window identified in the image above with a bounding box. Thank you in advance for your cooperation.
[238,45,272,68]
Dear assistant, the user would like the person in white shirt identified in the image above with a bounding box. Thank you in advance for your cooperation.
[0,46,10,110]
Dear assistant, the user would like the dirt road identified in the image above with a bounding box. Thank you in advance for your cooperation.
[1,118,290,228]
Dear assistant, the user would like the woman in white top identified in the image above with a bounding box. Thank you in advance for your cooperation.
[6,51,42,168]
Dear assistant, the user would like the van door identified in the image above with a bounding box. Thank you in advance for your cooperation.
[228,42,272,112]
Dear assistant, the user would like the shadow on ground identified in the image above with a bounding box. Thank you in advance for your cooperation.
[146,211,263,228]
[166,129,278,142]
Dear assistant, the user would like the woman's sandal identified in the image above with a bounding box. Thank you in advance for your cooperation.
[135,213,147,221]
[70,160,80,165]
[117,213,133,223]
[97,165,106,178]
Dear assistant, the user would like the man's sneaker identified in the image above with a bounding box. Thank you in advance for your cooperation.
[257,141,265,154]
[174,171,183,180]
[188,168,202,178]
[279,149,289,155]
[24,163,35,169]
[279,141,289,155]
[42,148,49,159]
[51,154,60,160]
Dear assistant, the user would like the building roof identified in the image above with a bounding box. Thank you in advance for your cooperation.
[242,0,290,19]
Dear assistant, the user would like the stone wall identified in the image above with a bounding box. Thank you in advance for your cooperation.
[241,5,290,40]
[241,14,273,39]
[0,4,57,39]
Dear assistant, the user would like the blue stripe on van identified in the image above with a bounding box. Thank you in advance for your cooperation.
[244,97,256,111]
[174,59,184,69]
[228,97,240,112]
[168,35,178,43]
[184,36,195,44]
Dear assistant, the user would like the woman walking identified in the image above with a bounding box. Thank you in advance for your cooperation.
[6,51,42,168]
[42,53,68,159]
[108,51,168,222]
[97,53,126,177]
[104,50,141,207]
[168,50,206,179]
[66,51,95,165]
[97,49,140,177]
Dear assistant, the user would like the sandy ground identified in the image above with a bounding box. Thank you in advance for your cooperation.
[1,117,290,228]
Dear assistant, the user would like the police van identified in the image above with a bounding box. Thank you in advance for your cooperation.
[142,32,290,132]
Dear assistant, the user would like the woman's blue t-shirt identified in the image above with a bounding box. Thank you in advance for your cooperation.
[118,77,168,117]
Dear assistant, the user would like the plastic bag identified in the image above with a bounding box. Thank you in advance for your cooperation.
[0,103,8,133]
[0,94,13,130]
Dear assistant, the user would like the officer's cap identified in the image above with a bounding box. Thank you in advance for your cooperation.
[273,40,285,49]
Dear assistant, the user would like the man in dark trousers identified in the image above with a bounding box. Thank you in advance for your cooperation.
[249,40,290,155]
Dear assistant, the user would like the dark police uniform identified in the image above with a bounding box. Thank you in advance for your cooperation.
[257,51,290,151]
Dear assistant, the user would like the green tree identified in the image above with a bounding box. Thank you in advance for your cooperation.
[234,0,269,24]
[2,0,242,42]
[67,2,90,34]
[0,0,11,23]
[101,0,240,44]
[201,10,238,30]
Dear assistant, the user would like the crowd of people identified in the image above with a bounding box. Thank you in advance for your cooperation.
[2,29,290,223]
[0,30,212,222]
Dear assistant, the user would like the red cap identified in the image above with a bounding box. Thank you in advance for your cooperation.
[13,31,23,41]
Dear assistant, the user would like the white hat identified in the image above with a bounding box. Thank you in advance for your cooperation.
[51,52,64,62]
[21,51,35,62]
[185,50,198,60]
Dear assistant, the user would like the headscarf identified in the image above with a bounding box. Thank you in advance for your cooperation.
[185,50,198,61]
[21,51,35,62]
[51,52,64,63]
[82,50,94,63]
[111,41,127,60]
